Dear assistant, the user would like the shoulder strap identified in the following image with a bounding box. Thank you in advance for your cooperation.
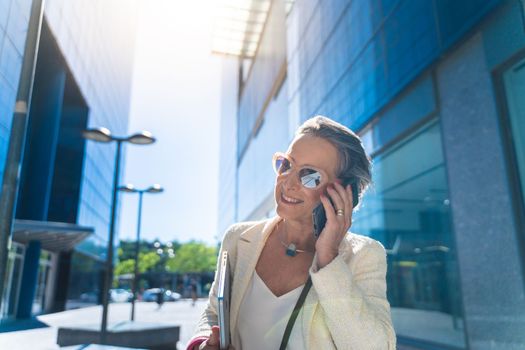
[279,276,312,350]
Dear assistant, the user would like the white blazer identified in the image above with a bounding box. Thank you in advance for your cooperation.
[189,216,397,349]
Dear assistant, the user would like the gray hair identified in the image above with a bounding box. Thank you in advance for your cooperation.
[296,115,372,200]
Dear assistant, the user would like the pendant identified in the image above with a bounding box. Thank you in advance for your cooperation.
[286,243,297,257]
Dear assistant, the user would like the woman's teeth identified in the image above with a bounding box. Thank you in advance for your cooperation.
[282,193,301,204]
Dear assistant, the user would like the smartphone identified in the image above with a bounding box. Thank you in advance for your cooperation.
[312,182,359,239]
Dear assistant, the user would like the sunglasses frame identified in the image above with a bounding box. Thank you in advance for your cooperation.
[272,152,329,189]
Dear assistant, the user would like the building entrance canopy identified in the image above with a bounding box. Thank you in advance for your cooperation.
[12,220,93,252]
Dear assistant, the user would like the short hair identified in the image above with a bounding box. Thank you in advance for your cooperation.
[296,115,372,201]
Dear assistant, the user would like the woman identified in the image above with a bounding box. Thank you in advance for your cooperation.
[187,116,396,349]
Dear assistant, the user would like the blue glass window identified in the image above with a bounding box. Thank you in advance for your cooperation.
[353,121,466,348]
[502,57,525,229]
[435,0,502,49]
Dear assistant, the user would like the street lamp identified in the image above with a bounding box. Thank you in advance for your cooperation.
[154,241,175,259]
[82,128,155,343]
[118,183,164,321]
[153,241,175,300]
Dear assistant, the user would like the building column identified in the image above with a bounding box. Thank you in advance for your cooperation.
[43,252,58,313]
[50,251,71,312]
[16,241,41,319]
[437,33,525,348]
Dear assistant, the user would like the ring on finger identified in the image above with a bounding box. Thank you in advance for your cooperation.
[336,209,344,216]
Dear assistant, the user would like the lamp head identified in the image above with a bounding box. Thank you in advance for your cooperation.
[118,184,137,193]
[127,131,156,145]
[82,127,113,143]
[146,184,164,193]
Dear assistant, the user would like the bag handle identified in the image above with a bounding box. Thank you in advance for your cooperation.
[279,276,312,350]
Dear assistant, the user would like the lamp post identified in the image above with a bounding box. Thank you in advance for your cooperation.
[118,183,164,321]
[82,128,155,343]
[154,241,175,301]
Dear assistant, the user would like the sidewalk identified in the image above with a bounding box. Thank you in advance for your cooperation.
[0,299,207,350]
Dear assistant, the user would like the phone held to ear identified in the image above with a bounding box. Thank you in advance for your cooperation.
[312,182,359,239]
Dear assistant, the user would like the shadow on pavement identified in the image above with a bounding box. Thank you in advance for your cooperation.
[0,317,50,333]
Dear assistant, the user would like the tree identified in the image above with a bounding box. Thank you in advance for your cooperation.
[166,241,217,273]
[114,252,161,276]
[114,239,217,278]
[117,239,180,261]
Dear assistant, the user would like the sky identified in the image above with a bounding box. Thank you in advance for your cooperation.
[118,0,223,246]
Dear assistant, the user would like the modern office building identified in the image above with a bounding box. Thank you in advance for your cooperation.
[216,0,525,348]
[0,0,138,321]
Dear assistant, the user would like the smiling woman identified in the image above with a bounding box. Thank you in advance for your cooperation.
[187,116,396,350]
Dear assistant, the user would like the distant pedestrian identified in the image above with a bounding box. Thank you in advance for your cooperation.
[190,281,198,307]
[156,288,164,310]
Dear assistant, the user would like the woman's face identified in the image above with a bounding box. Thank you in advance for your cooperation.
[274,134,339,224]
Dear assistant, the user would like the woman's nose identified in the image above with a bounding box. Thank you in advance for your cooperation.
[282,171,300,190]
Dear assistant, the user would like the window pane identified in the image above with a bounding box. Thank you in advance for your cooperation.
[502,58,525,208]
[353,121,466,348]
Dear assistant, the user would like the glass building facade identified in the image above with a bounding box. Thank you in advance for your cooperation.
[500,56,525,242]
[0,0,138,320]
[354,120,464,348]
[217,0,525,348]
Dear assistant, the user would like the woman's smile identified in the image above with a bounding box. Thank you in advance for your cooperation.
[280,192,303,204]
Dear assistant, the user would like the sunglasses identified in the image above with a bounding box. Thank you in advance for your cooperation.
[272,152,324,189]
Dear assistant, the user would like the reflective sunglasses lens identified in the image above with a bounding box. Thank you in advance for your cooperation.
[274,156,291,175]
[299,168,322,188]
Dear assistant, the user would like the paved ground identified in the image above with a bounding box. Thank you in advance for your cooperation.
[0,299,207,350]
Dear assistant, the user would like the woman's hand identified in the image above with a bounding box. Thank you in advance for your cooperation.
[197,326,235,350]
[315,182,354,268]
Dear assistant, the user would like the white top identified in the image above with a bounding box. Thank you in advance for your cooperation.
[235,271,306,350]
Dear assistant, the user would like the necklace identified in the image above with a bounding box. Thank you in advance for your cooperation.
[278,221,314,257]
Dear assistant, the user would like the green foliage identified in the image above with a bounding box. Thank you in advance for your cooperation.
[114,259,135,275]
[114,239,216,276]
[114,252,160,276]
[117,240,178,261]
[165,241,217,273]
[139,252,161,272]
